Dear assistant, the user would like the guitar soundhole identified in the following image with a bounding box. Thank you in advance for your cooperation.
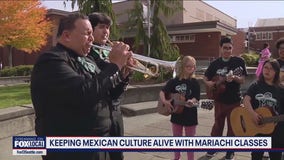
[240,115,246,133]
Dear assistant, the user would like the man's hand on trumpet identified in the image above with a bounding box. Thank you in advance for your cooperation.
[120,51,136,79]
[108,41,132,70]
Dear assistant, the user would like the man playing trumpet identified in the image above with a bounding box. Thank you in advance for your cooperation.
[88,12,133,160]
[31,13,132,160]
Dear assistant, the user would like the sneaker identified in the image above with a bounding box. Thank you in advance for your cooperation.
[263,152,269,158]
[225,152,235,160]
[206,152,217,157]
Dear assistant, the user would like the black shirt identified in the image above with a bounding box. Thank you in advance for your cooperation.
[162,77,200,126]
[245,81,279,113]
[204,56,248,104]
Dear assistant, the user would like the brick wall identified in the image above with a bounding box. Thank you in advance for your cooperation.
[177,32,220,59]
[232,30,246,56]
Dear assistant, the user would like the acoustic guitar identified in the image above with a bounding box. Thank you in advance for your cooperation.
[157,93,214,116]
[205,75,226,100]
[206,67,243,100]
[230,106,284,136]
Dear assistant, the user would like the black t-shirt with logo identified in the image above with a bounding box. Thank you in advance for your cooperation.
[204,57,248,104]
[245,81,279,113]
[162,77,200,126]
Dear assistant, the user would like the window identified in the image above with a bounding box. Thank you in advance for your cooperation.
[256,32,262,40]
[262,32,267,40]
[255,32,273,40]
[170,34,195,43]
[267,32,272,40]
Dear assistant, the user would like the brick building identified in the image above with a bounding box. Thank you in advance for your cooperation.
[1,0,242,68]
[113,0,238,61]
[247,18,284,58]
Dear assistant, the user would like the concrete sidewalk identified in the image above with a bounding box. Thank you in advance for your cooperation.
[0,107,258,160]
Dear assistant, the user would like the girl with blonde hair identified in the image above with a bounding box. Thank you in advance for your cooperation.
[159,55,200,160]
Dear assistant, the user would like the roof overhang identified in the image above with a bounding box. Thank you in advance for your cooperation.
[167,21,238,36]
[121,20,237,38]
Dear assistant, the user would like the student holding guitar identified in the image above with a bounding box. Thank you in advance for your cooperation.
[243,59,281,160]
[159,56,200,160]
[203,37,247,160]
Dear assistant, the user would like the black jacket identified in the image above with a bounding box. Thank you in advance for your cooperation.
[31,43,125,137]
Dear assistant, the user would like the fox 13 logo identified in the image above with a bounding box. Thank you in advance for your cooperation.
[13,136,46,155]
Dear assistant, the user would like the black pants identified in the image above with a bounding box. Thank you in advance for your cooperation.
[109,107,124,160]
[92,106,124,160]
[251,151,281,160]
[251,124,284,160]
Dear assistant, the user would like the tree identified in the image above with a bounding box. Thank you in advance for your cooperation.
[66,0,182,60]
[0,0,52,67]
[149,0,182,60]
[66,0,120,40]
[126,0,149,54]
[127,0,182,61]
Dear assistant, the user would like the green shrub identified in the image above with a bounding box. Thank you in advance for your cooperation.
[241,53,259,66]
[0,65,33,77]
[130,71,145,82]
[156,68,173,82]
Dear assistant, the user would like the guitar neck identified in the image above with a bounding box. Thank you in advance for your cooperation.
[175,99,214,110]
[175,101,188,107]
[262,115,284,124]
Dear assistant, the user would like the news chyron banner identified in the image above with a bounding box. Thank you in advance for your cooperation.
[13,136,271,155]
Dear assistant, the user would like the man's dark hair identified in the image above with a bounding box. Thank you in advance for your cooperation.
[88,12,112,28]
[57,13,89,37]
[220,37,233,47]
[276,37,284,49]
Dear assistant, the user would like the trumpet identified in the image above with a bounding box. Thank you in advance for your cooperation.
[91,44,176,77]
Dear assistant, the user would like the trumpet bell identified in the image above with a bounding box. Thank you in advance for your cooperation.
[128,58,159,77]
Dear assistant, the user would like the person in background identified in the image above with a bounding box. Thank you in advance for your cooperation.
[272,67,284,160]
[243,59,281,160]
[0,59,2,70]
[30,13,131,160]
[88,12,132,160]
[276,38,284,69]
[255,42,271,78]
[203,37,247,160]
[0,60,2,77]
[159,56,200,160]
[273,37,284,160]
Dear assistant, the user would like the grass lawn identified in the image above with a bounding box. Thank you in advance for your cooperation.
[0,84,31,109]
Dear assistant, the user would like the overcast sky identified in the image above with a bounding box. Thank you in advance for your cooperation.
[41,0,284,28]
